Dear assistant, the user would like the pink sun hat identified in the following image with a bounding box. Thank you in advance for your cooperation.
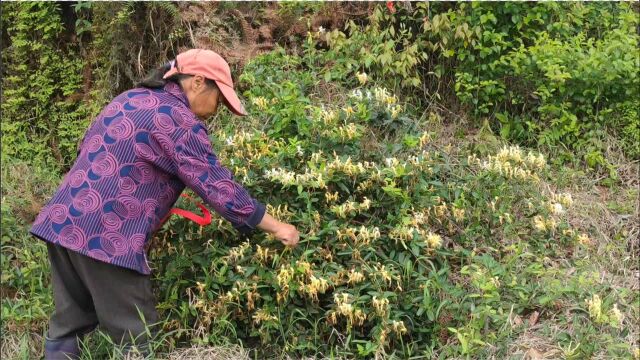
[163,49,248,116]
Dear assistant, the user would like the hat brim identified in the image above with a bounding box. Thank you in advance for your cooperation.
[162,67,179,79]
[217,82,248,116]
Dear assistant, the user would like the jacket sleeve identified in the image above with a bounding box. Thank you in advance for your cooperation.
[150,121,266,234]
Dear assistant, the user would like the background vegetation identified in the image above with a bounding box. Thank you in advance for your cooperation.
[1,2,638,359]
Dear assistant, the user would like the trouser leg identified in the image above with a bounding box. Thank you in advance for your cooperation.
[45,242,98,360]
[65,247,160,354]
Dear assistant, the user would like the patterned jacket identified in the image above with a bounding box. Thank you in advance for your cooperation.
[30,82,266,274]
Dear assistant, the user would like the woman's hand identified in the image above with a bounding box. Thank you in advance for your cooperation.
[257,213,300,247]
[273,223,300,247]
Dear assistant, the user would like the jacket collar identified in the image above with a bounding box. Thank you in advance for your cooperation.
[163,81,190,107]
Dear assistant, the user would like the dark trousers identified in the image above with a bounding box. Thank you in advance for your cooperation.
[44,242,159,359]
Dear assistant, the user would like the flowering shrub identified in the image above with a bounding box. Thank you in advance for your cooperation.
[147,50,599,358]
[306,2,639,169]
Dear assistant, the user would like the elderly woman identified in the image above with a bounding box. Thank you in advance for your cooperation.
[30,49,300,359]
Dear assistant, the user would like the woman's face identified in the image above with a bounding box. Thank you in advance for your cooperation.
[182,75,221,120]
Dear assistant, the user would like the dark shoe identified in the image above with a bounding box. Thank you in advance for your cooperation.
[44,334,81,360]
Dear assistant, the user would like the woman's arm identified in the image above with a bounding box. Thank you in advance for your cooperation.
[146,117,299,246]
[257,213,300,247]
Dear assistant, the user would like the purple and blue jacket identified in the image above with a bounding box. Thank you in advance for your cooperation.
[30,82,266,274]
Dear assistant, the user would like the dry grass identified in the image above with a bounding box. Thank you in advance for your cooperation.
[508,328,563,359]
[1,332,45,360]
[0,332,252,360]
[160,345,249,360]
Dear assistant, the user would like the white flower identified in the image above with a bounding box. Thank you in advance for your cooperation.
[296,145,304,156]
[385,157,399,167]
[350,89,363,99]
[551,203,564,215]
[318,26,326,34]
[226,136,235,146]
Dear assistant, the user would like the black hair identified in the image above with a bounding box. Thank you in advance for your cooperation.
[137,59,218,90]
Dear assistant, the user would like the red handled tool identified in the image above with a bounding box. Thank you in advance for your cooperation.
[160,194,211,226]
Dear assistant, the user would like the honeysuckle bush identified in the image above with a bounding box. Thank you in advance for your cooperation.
[305,2,639,171]
[147,50,635,358]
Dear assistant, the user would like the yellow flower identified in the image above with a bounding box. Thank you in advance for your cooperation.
[352,308,366,326]
[321,109,337,125]
[426,232,443,249]
[525,152,546,169]
[577,233,591,246]
[546,217,557,230]
[586,294,604,323]
[361,197,371,210]
[375,264,393,285]
[325,191,339,203]
[556,193,573,208]
[372,296,390,317]
[391,320,407,335]
[433,203,448,219]
[389,226,417,243]
[303,275,329,301]
[452,207,465,222]
[338,302,353,316]
[347,269,365,285]
[343,106,355,118]
[254,245,273,264]
[327,312,337,325]
[311,275,329,292]
[418,132,431,147]
[295,260,312,276]
[334,292,350,306]
[330,199,369,218]
[331,123,360,141]
[356,71,368,85]
[610,304,624,328]
[252,96,269,110]
[533,215,547,231]
[385,94,398,105]
[388,104,402,119]
[277,265,294,289]
[379,328,389,344]
[354,226,380,245]
[226,241,250,263]
[253,308,278,325]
